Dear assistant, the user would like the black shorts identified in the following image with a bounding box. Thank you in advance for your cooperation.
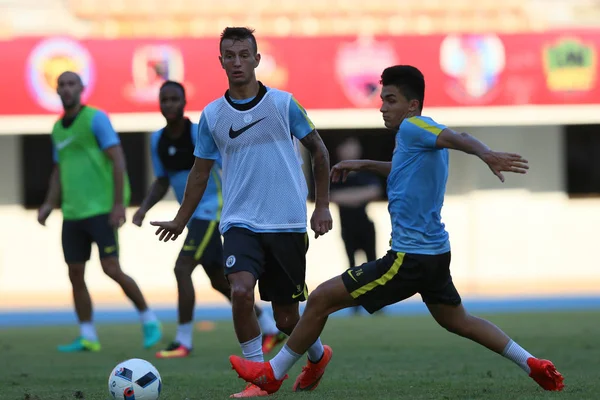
[342,250,461,314]
[62,213,118,264]
[179,218,223,272]
[222,227,309,304]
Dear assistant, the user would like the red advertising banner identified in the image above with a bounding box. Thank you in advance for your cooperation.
[1,32,598,116]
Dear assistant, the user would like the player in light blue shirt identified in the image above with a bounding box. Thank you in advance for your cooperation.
[230,65,564,395]
[133,80,282,359]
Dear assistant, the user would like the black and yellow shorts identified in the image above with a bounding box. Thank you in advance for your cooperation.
[62,213,119,263]
[222,227,309,304]
[179,218,223,272]
[341,250,461,314]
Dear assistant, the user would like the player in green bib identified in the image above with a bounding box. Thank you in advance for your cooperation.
[37,71,162,352]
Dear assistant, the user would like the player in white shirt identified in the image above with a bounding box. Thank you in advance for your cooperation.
[151,27,333,398]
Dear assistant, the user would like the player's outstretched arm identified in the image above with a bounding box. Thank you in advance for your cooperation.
[300,130,333,238]
[150,157,214,242]
[331,160,392,182]
[435,129,529,182]
[132,177,170,227]
[38,165,61,226]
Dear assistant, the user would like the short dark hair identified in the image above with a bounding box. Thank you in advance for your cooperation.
[380,65,425,110]
[160,80,186,99]
[220,27,258,54]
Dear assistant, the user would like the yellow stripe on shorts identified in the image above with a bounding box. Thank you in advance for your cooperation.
[350,252,405,299]
[194,220,218,261]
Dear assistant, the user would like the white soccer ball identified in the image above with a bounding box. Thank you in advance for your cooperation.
[108,358,162,400]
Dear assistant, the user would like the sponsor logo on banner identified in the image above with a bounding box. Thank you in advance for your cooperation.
[26,37,95,112]
[125,44,184,103]
[440,34,505,104]
[335,37,398,107]
[256,42,288,88]
[543,37,597,92]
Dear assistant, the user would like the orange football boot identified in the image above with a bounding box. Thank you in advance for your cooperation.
[527,358,564,391]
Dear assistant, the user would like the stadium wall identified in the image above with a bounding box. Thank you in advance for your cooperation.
[2,125,599,310]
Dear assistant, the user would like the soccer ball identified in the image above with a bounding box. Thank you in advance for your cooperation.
[108,358,162,400]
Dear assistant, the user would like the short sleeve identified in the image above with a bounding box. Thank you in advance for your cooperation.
[193,113,219,160]
[150,131,167,178]
[402,116,447,150]
[288,97,315,140]
[91,110,121,150]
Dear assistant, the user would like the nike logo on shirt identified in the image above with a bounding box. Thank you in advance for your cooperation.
[55,136,75,150]
[229,117,266,139]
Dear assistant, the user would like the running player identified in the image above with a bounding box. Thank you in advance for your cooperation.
[132,80,285,358]
[229,65,565,393]
[37,71,162,352]
[150,27,333,398]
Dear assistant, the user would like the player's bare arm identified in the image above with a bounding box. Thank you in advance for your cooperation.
[331,160,392,182]
[104,145,128,228]
[435,129,529,182]
[300,130,333,238]
[38,164,61,226]
[132,177,170,227]
[150,157,214,242]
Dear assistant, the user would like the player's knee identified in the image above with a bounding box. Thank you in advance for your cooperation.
[230,282,255,306]
[434,309,472,336]
[275,320,296,336]
[273,307,300,335]
[207,270,229,294]
[68,265,85,285]
[101,258,122,280]
[306,284,331,312]
[174,258,195,280]
[440,319,462,335]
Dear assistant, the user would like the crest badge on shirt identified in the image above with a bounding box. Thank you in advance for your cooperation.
[226,255,236,268]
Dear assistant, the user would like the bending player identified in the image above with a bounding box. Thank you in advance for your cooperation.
[133,80,285,358]
[150,27,333,398]
[229,65,565,393]
[38,71,162,352]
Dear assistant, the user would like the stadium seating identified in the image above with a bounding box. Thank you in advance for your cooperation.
[1,0,599,38]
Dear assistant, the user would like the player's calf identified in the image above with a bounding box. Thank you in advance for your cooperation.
[428,303,510,353]
[428,303,564,391]
[205,267,231,299]
[272,303,300,336]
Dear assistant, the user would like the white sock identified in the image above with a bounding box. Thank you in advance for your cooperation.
[140,309,158,324]
[241,334,264,362]
[80,322,98,342]
[307,338,325,362]
[175,322,193,349]
[502,340,534,373]
[270,344,302,380]
[257,311,279,335]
